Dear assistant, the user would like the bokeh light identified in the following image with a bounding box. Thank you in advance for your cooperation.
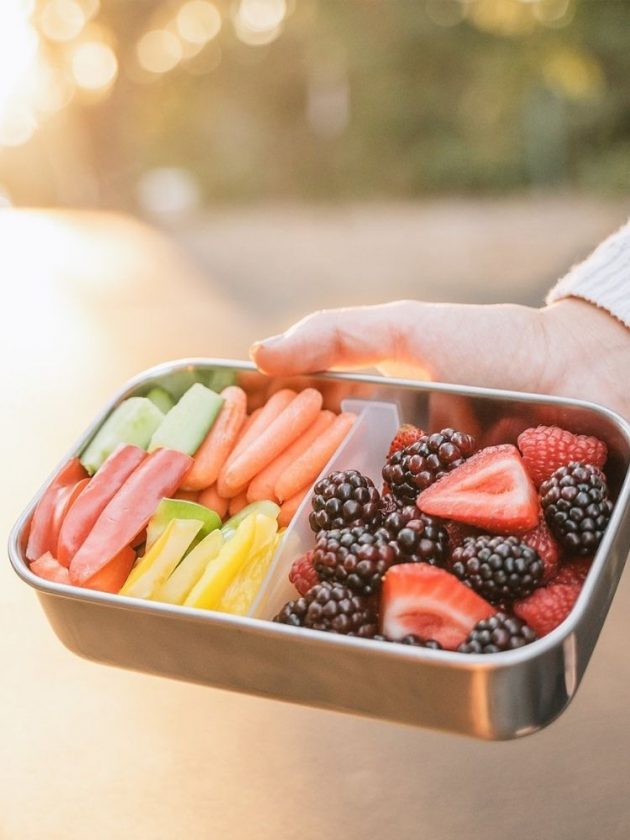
[0,1,40,148]
[137,30,183,74]
[234,0,286,46]
[40,0,85,42]
[177,1,221,45]
[543,47,605,100]
[71,41,118,91]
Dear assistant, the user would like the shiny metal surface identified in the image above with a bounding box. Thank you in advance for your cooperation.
[9,359,630,740]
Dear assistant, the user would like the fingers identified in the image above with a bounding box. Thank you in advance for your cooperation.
[250,303,410,376]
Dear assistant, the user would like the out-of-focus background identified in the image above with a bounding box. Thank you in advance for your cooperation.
[3,2,630,839]
[1,0,630,328]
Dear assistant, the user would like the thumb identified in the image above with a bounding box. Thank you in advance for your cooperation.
[250,303,414,376]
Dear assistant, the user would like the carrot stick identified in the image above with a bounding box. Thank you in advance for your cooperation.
[228,491,249,516]
[181,386,247,490]
[247,410,335,503]
[198,484,229,520]
[274,412,356,502]
[278,487,310,528]
[217,390,296,498]
[174,489,199,502]
[223,388,324,493]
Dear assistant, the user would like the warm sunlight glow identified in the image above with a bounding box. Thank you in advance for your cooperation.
[137,30,183,74]
[177,1,222,45]
[0,2,43,148]
[40,0,86,42]
[71,41,118,90]
[235,0,286,45]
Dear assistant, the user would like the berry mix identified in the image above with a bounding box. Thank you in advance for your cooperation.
[274,424,615,654]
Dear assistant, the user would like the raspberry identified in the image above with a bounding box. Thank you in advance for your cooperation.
[312,527,396,595]
[441,520,480,555]
[273,581,378,637]
[553,557,592,587]
[520,519,560,583]
[458,612,536,654]
[540,462,613,555]
[514,582,581,637]
[309,469,381,533]
[451,535,543,604]
[517,425,607,487]
[288,551,319,596]
[382,428,477,504]
[387,424,425,458]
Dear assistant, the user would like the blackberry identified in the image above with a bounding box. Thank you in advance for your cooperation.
[458,612,536,654]
[273,581,378,637]
[382,428,476,504]
[451,535,543,604]
[381,506,449,567]
[373,634,442,650]
[309,469,381,533]
[540,462,613,555]
[313,527,396,595]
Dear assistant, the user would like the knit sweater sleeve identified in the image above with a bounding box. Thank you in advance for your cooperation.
[546,220,630,329]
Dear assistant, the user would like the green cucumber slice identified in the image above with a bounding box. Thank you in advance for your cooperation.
[148,383,224,455]
[80,397,164,475]
[146,386,175,414]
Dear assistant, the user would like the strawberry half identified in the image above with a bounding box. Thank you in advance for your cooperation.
[380,563,495,650]
[416,444,539,534]
[517,425,607,487]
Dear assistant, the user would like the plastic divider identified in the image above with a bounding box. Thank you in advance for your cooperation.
[250,399,401,621]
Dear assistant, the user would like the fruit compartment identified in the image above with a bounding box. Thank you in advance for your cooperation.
[251,399,401,620]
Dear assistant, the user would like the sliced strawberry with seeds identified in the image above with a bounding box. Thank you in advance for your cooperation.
[416,444,539,534]
[517,425,607,487]
[380,563,495,650]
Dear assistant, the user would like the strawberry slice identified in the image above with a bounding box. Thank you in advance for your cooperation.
[380,563,495,650]
[416,444,538,534]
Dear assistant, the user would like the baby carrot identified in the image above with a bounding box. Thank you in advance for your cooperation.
[223,388,324,493]
[278,487,310,528]
[228,491,249,516]
[246,410,335,503]
[274,412,356,502]
[217,390,296,498]
[198,484,229,521]
[174,489,200,502]
[181,386,247,491]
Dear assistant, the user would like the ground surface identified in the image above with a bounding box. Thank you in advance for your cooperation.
[2,198,630,839]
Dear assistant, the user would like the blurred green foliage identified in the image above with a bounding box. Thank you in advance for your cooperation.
[10,0,630,206]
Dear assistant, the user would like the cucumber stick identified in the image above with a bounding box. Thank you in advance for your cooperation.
[149,383,224,456]
[80,397,164,474]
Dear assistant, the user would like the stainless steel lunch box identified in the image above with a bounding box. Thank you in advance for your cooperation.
[8,359,630,740]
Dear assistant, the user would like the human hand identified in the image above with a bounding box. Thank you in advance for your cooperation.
[250,299,630,420]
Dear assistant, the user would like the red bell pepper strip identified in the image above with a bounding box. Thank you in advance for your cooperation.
[57,444,146,567]
[69,448,193,586]
[26,459,88,562]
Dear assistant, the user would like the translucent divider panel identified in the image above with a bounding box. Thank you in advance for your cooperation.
[250,400,401,621]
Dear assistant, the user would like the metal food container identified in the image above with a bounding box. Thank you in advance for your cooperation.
[8,359,630,740]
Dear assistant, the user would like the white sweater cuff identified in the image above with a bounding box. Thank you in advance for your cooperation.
[546,220,630,329]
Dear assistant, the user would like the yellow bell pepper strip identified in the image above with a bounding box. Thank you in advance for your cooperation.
[216,526,282,616]
[151,529,224,605]
[119,518,203,599]
[184,513,258,610]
